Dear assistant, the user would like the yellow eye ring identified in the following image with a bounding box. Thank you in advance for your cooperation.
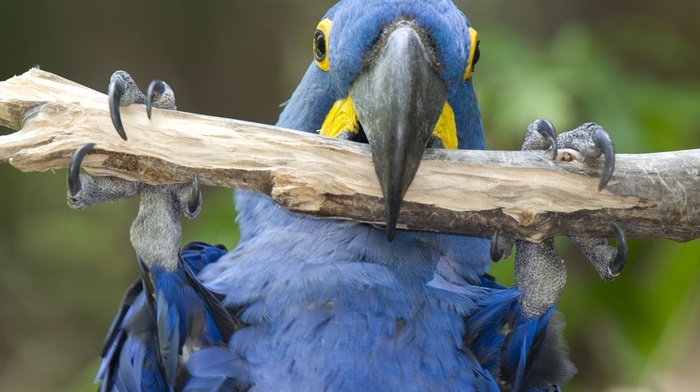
[314,18,332,72]
[463,27,480,80]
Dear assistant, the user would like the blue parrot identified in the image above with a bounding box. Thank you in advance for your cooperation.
[68,0,627,390]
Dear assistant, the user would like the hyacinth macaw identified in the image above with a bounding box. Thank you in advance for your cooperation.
[67,0,627,390]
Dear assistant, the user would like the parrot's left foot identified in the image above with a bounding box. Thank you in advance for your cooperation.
[108,70,176,140]
[492,119,628,317]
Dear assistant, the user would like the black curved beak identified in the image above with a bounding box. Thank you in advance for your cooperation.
[350,23,447,241]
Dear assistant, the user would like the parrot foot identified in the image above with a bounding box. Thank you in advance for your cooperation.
[523,120,615,190]
[109,70,176,140]
[570,222,627,280]
[103,69,201,264]
[67,141,201,216]
[183,173,202,219]
[67,142,95,199]
[491,233,566,318]
[67,143,140,210]
[67,140,202,266]
[522,118,558,160]
[534,119,628,279]
[492,119,628,317]
[554,121,616,191]
[515,239,566,318]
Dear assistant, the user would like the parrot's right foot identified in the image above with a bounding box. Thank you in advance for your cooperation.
[67,139,202,263]
[108,70,176,140]
[67,143,140,210]
[67,142,95,199]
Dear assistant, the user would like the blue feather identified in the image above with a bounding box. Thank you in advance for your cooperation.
[184,347,250,391]
[465,283,576,390]
[96,242,231,391]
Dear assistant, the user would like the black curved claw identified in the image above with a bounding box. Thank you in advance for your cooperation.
[146,80,167,120]
[490,231,504,262]
[609,222,628,276]
[592,128,615,191]
[186,173,201,215]
[108,79,128,141]
[68,143,96,196]
[533,118,558,160]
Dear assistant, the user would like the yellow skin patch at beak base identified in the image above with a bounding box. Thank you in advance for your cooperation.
[319,97,458,149]
[432,102,458,149]
[319,96,361,138]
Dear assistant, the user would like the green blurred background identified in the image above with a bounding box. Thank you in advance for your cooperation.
[1,0,699,390]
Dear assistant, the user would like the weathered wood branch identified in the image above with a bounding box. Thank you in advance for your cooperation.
[1,69,699,242]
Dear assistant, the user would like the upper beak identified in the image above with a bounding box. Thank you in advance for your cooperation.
[349,23,447,241]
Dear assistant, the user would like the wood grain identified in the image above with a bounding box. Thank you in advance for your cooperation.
[1,69,699,242]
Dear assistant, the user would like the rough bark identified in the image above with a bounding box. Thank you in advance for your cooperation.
[1,69,699,242]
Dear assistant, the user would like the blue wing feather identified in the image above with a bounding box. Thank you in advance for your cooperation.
[101,292,168,392]
[465,280,576,390]
[155,294,179,387]
[96,242,234,391]
[184,347,250,391]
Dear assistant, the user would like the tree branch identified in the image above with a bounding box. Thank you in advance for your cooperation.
[1,69,698,242]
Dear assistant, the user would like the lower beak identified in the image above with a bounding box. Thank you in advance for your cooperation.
[349,23,447,241]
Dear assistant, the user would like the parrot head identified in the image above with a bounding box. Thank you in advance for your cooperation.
[278,0,483,241]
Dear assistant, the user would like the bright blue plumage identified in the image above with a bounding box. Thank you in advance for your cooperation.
[97,242,232,391]
[99,0,575,390]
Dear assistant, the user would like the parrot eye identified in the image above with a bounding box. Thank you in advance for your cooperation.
[464,27,480,80]
[472,40,480,70]
[314,30,327,61]
[314,18,332,72]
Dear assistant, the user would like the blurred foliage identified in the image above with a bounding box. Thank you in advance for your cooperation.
[1,1,699,391]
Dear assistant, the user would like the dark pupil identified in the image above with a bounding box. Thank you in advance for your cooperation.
[472,40,481,71]
[314,29,327,61]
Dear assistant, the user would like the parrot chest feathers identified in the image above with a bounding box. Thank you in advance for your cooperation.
[197,192,497,388]
[205,251,494,389]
